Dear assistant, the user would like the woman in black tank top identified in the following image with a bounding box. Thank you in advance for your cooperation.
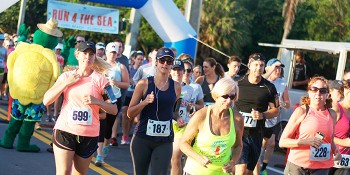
[127,48,183,175]
[195,57,224,105]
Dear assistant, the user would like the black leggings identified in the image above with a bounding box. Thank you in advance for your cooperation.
[130,135,172,175]
[104,98,122,140]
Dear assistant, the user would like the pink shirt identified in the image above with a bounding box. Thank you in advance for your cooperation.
[288,107,334,169]
[54,70,108,137]
[335,103,350,155]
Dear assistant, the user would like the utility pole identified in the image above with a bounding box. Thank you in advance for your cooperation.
[17,0,27,35]
[184,0,202,65]
[125,8,142,51]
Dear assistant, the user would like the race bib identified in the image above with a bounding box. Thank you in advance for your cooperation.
[68,108,92,125]
[240,112,257,128]
[146,119,170,137]
[179,106,190,124]
[334,154,350,168]
[204,102,214,106]
[310,143,331,161]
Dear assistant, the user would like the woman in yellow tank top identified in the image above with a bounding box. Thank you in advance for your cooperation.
[180,77,244,175]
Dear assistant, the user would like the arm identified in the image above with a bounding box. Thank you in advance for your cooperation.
[180,108,211,167]
[127,79,153,119]
[251,102,279,120]
[281,86,291,109]
[222,111,243,174]
[173,81,185,127]
[329,109,341,160]
[111,64,130,89]
[279,106,322,148]
[195,76,204,85]
[43,73,80,106]
[230,111,243,164]
[195,99,204,111]
[331,104,350,147]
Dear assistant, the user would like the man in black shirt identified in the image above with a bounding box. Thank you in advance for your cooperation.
[234,53,279,175]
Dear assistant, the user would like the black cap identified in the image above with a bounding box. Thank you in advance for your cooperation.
[172,59,185,70]
[77,41,96,52]
[156,47,175,59]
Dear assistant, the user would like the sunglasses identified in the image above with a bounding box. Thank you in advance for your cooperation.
[158,58,174,65]
[249,54,266,61]
[221,94,236,100]
[309,87,329,94]
[185,69,192,73]
[76,40,85,43]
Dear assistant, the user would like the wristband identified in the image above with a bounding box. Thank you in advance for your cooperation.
[262,113,266,120]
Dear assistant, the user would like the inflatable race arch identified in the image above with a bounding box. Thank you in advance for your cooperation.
[84,0,197,57]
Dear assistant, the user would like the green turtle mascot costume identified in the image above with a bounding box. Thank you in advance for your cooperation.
[0,18,61,152]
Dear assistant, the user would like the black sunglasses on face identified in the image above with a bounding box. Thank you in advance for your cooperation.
[249,54,266,62]
[309,87,329,94]
[76,40,85,43]
[185,69,192,73]
[221,94,236,100]
[158,58,174,65]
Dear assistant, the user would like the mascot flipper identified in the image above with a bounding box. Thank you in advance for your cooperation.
[0,18,61,152]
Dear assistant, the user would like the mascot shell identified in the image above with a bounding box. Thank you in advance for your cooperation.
[8,42,60,105]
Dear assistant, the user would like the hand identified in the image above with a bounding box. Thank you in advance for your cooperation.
[144,91,154,104]
[82,95,100,105]
[67,36,76,48]
[65,72,81,87]
[222,162,234,174]
[251,109,262,120]
[305,137,323,148]
[198,155,211,168]
[334,151,342,162]
[176,118,185,128]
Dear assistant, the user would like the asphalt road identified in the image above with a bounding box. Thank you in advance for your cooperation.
[0,99,286,175]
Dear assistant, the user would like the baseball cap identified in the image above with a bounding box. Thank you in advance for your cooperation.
[106,42,118,53]
[172,59,184,70]
[266,58,285,67]
[55,43,63,50]
[156,47,175,60]
[77,41,96,52]
[96,42,105,50]
[329,80,343,90]
[0,34,4,40]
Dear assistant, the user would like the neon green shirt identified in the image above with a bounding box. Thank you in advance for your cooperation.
[183,106,236,175]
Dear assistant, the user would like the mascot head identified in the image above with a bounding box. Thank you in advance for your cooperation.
[33,18,63,49]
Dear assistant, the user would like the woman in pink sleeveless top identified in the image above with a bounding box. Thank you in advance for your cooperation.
[280,76,341,175]
[330,80,350,175]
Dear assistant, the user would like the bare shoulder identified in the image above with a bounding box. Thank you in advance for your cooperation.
[233,110,243,121]
[328,108,337,120]
[191,106,208,123]
[290,106,307,123]
[136,78,148,88]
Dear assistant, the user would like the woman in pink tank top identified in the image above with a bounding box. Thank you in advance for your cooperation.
[280,76,342,175]
[330,80,350,175]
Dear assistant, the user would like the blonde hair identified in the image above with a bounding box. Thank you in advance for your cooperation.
[211,77,239,101]
[69,50,112,75]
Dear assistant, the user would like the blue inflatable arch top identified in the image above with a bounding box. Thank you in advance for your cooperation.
[83,0,197,58]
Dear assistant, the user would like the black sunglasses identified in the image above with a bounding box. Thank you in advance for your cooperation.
[158,58,174,65]
[76,40,85,43]
[249,54,266,61]
[221,94,236,100]
[309,87,329,94]
[185,69,192,73]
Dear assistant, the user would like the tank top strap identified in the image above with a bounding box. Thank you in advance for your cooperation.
[229,108,234,128]
[336,102,344,121]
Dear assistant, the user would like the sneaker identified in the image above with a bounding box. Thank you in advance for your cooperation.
[102,146,110,159]
[110,137,118,146]
[261,170,268,175]
[95,155,105,167]
[45,115,53,122]
[121,139,130,145]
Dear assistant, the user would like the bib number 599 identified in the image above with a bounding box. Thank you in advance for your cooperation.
[73,111,89,121]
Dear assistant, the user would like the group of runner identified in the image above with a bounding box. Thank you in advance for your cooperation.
[2,31,350,175]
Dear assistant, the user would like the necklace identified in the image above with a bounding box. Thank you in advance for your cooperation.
[154,77,168,121]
